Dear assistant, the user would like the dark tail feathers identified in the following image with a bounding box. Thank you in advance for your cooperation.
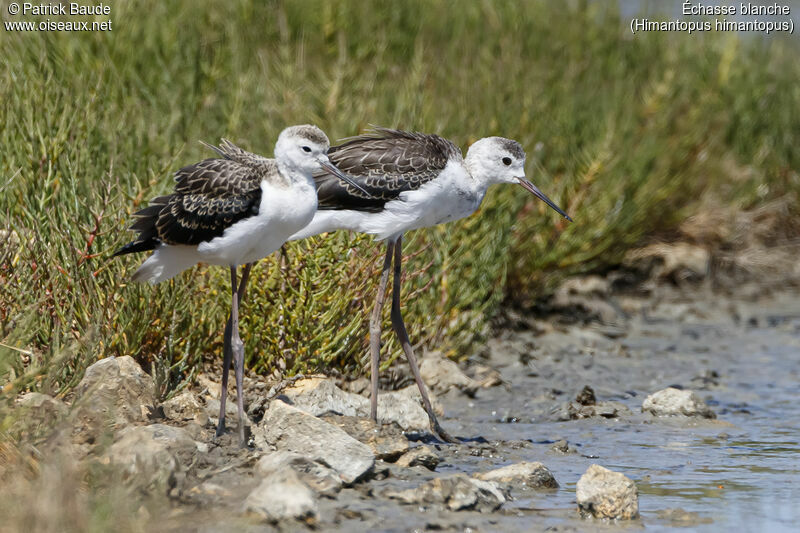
[113,239,158,257]
[113,197,168,257]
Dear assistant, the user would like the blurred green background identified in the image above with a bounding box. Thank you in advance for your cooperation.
[1,0,798,397]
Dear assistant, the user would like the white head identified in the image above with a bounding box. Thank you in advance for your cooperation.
[465,137,571,221]
[274,125,334,177]
[274,124,369,194]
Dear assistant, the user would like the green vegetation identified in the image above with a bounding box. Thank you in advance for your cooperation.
[1,0,798,397]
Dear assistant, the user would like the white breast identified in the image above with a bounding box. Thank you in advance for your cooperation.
[198,178,317,265]
[290,160,484,242]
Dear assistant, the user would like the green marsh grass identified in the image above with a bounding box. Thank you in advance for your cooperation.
[1,0,798,399]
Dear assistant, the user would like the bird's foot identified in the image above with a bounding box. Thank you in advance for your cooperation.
[214,420,226,439]
[431,418,459,444]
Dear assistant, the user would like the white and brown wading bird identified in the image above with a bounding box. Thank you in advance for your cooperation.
[290,128,572,442]
[114,125,367,445]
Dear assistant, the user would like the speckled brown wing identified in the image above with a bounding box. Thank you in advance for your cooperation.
[114,141,272,256]
[154,157,266,245]
[315,128,462,213]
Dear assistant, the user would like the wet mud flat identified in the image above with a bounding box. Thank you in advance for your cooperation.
[6,281,800,532]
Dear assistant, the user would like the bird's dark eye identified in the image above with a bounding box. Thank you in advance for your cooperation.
[502,157,512,166]
[302,146,312,153]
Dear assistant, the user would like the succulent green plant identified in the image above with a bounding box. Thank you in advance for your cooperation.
[1,0,797,397]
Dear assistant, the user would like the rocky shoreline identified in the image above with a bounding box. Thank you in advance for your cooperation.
[5,239,800,531]
[15,352,653,527]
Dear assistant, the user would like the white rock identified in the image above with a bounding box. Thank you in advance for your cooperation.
[245,467,318,522]
[281,377,440,433]
[280,377,368,417]
[377,385,445,432]
[253,400,374,484]
[387,474,505,512]
[12,392,68,440]
[475,461,558,489]
[576,464,639,519]
[376,389,431,432]
[71,356,156,443]
[642,387,716,418]
[17,391,67,412]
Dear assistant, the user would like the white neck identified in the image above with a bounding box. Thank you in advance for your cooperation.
[277,160,315,188]
[464,155,493,193]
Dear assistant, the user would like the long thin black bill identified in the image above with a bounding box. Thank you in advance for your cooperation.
[518,178,572,222]
[321,160,373,198]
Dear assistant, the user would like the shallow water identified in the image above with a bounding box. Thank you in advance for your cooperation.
[440,288,800,532]
[327,287,800,532]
